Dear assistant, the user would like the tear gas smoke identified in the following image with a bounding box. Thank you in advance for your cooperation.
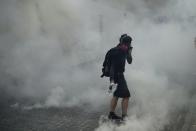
[0,0,195,131]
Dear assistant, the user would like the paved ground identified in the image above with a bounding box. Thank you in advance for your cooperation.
[0,104,102,131]
[0,89,195,131]
[0,102,195,131]
[164,106,196,131]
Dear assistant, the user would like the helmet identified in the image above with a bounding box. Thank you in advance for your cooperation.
[119,34,132,44]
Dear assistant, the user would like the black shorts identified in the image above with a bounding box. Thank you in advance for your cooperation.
[113,74,130,98]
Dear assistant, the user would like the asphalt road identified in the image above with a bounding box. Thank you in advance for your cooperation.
[0,104,102,131]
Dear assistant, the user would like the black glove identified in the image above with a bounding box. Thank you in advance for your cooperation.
[128,46,133,54]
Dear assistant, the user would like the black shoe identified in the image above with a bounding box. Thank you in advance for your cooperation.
[108,112,122,120]
[122,114,128,121]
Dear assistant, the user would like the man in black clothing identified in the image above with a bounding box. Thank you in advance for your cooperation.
[105,34,133,120]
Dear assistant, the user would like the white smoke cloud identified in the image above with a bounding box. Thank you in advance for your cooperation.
[0,0,196,130]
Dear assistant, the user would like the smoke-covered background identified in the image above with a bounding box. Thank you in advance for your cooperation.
[0,0,195,131]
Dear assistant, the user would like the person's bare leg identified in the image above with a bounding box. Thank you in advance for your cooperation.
[121,97,129,116]
[110,96,118,112]
[108,96,121,119]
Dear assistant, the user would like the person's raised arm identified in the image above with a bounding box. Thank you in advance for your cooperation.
[127,47,133,64]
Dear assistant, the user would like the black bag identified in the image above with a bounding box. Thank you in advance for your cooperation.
[101,49,112,78]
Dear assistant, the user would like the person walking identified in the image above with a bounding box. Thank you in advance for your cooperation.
[101,34,133,120]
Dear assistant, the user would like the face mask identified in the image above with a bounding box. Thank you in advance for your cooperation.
[119,44,128,52]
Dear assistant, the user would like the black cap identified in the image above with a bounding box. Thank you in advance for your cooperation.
[119,34,132,44]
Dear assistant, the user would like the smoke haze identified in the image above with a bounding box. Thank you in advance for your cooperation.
[0,0,196,130]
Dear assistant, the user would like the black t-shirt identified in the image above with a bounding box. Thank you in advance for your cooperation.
[109,46,132,81]
[110,47,126,73]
